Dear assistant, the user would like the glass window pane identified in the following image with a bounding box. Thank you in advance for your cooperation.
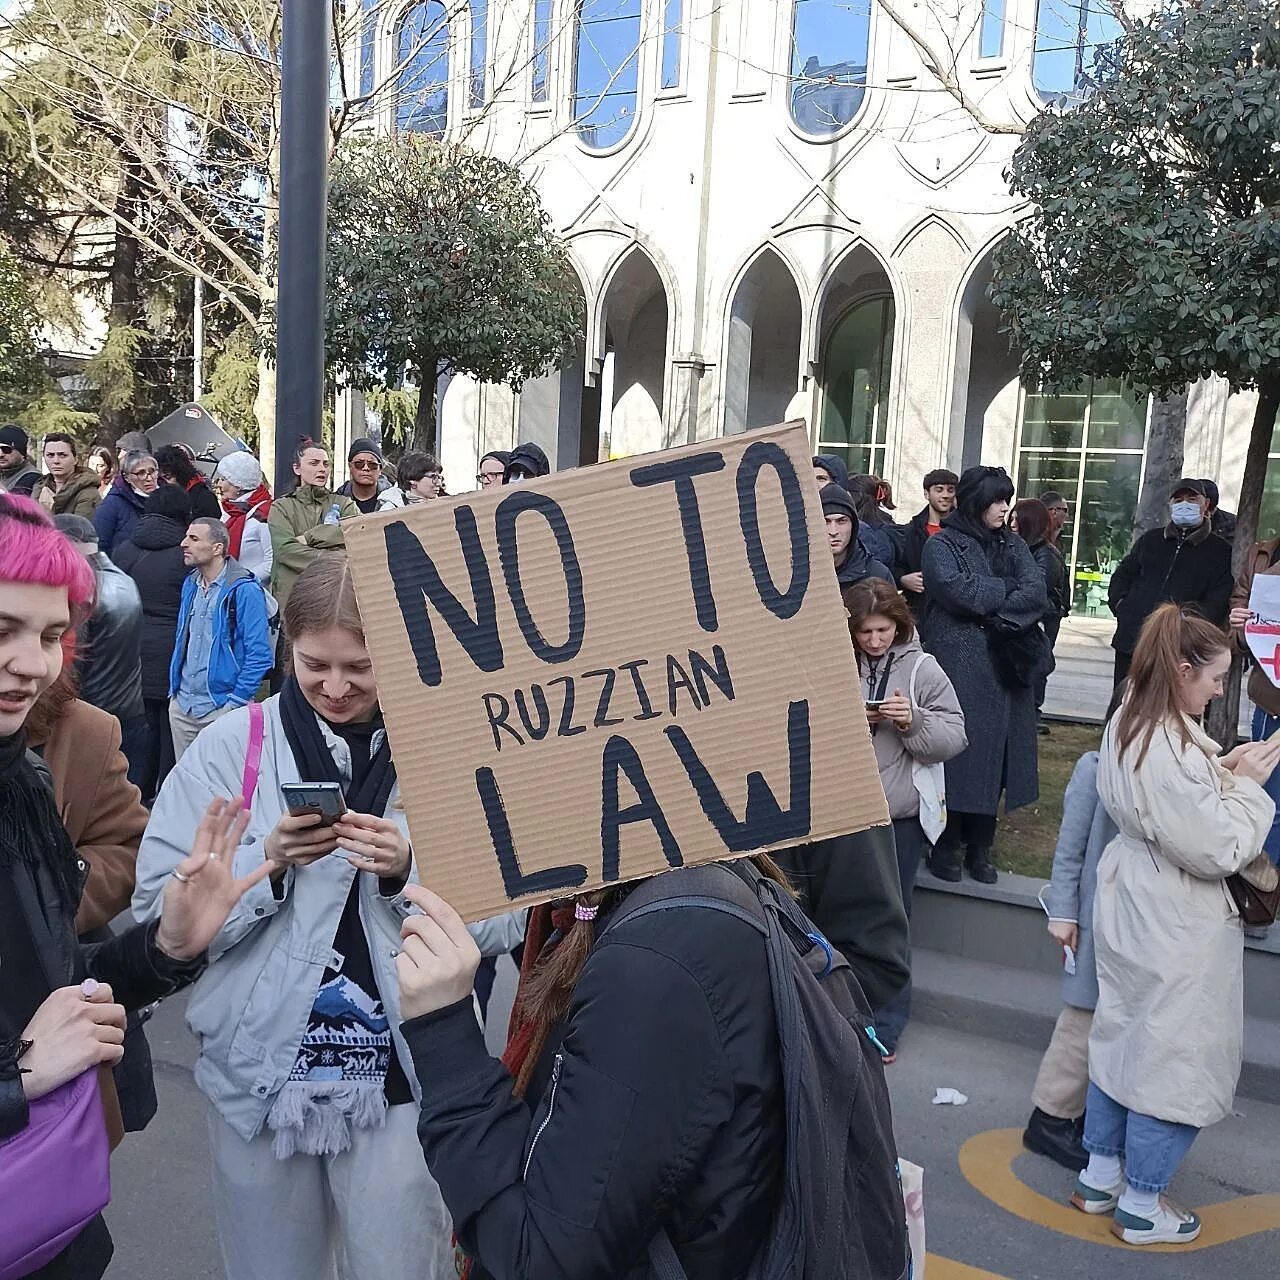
[359,0,377,96]
[1017,451,1082,578]
[397,2,450,134]
[1086,379,1147,450]
[1260,460,1280,542]
[790,0,870,137]
[1033,0,1123,99]
[819,298,894,459]
[469,0,488,107]
[1021,391,1086,450]
[661,0,682,89]
[532,0,552,101]
[1073,452,1142,611]
[979,0,1005,57]
[573,0,642,148]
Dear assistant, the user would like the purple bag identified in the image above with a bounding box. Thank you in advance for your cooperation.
[0,1067,111,1279]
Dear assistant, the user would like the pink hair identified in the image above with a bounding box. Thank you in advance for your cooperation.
[0,494,96,620]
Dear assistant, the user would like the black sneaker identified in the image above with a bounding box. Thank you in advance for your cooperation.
[1023,1107,1088,1171]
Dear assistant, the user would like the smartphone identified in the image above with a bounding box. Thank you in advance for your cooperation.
[281,782,346,825]
[865,699,885,711]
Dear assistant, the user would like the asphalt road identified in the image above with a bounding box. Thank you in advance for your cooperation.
[105,965,1280,1279]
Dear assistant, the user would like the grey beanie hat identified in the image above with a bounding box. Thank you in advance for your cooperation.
[214,450,263,491]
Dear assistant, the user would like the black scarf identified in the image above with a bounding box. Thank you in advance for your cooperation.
[0,730,82,910]
[278,677,396,815]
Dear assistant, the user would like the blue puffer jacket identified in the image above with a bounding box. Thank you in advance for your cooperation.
[93,475,147,555]
[168,560,274,708]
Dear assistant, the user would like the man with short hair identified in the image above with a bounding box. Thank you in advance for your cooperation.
[0,424,40,496]
[33,432,101,517]
[1107,478,1234,686]
[1039,490,1069,549]
[52,514,149,787]
[337,437,390,514]
[168,516,273,759]
[897,468,958,615]
[822,483,892,588]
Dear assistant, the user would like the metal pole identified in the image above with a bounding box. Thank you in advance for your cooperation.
[192,276,204,401]
[274,0,330,498]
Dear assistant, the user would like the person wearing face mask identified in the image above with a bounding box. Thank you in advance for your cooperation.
[134,553,525,1280]
[920,466,1048,884]
[1072,604,1278,1245]
[1107,479,1233,688]
[820,483,892,588]
[844,578,966,1060]
[93,449,159,556]
[502,441,550,483]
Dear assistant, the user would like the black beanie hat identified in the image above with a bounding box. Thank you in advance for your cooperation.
[819,482,859,530]
[347,436,383,463]
[0,424,29,456]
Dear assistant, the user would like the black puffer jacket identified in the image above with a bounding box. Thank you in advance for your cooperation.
[0,752,203,1280]
[1107,520,1233,654]
[77,555,145,721]
[114,516,191,700]
[405,867,783,1280]
[1030,539,1069,623]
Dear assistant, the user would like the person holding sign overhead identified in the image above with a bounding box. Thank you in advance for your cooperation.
[134,553,525,1280]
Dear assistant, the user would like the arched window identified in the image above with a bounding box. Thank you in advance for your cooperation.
[1032,0,1122,99]
[396,1,450,134]
[572,0,642,149]
[818,296,894,476]
[789,0,870,137]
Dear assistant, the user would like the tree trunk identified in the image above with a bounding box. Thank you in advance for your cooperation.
[255,349,277,483]
[99,157,144,441]
[1133,387,1188,536]
[1205,373,1280,748]
[412,353,439,454]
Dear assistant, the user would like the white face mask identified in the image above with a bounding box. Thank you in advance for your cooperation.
[1170,500,1203,528]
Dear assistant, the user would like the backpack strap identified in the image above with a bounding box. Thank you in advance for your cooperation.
[647,1229,688,1280]
[240,701,264,809]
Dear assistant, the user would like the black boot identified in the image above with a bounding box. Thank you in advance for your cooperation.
[965,846,998,885]
[1023,1107,1088,1171]
[929,840,962,883]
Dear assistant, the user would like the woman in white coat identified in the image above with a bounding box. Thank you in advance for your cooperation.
[135,552,524,1280]
[1073,604,1279,1245]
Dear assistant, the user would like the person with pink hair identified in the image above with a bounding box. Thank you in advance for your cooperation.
[0,493,273,1279]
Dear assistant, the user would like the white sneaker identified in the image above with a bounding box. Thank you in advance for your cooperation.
[1070,1175,1123,1215]
[1111,1198,1202,1245]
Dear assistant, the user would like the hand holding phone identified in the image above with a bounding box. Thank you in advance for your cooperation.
[267,784,347,867]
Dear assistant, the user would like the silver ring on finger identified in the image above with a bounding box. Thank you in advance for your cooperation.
[171,869,192,884]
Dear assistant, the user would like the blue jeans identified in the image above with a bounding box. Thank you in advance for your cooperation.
[1251,708,1280,865]
[1082,1083,1198,1193]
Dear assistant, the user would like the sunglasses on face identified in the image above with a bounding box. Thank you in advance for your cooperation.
[0,445,16,455]
[351,459,380,470]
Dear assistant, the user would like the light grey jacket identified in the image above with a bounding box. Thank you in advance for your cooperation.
[1043,752,1115,1010]
[133,696,525,1141]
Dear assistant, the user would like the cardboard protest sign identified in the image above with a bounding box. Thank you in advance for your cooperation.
[343,421,889,922]
[1245,574,1280,686]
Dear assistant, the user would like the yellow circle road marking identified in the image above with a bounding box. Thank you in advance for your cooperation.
[958,1128,1280,1252]
[925,1255,1014,1279]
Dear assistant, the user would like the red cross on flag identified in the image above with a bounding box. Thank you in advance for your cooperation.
[1244,576,1280,687]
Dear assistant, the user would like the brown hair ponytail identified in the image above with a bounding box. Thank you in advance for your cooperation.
[1114,602,1230,766]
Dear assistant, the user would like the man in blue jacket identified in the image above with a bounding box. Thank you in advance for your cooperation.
[168,516,273,759]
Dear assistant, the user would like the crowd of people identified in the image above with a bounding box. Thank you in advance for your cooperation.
[0,417,1276,1276]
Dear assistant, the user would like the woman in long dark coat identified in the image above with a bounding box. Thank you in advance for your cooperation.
[921,466,1047,884]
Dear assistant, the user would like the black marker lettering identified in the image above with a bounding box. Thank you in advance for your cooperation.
[665,653,702,716]
[735,442,811,620]
[514,685,551,741]
[495,491,586,665]
[581,668,624,728]
[689,645,735,706]
[619,658,661,721]
[482,693,524,752]
[665,700,812,850]
[548,675,587,737]
[600,736,684,882]
[385,515,502,687]
[476,767,588,898]
[629,453,726,633]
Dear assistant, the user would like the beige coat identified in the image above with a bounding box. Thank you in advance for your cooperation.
[1092,714,1275,1128]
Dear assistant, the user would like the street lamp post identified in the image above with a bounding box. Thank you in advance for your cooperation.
[274,0,330,498]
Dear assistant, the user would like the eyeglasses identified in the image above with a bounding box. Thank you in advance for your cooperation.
[130,467,158,479]
[477,471,504,485]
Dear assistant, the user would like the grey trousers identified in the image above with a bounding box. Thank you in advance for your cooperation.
[168,700,232,762]
[208,1102,455,1280]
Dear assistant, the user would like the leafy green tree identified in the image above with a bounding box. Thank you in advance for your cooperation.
[325,136,583,453]
[0,242,42,402]
[992,0,1280,572]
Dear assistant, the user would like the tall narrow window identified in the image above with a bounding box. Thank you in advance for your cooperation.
[532,0,553,103]
[1033,0,1122,98]
[469,0,488,106]
[789,0,871,137]
[359,0,378,96]
[818,297,894,476]
[396,1,450,133]
[572,0,642,149]
[979,0,1005,58]
[661,0,682,90]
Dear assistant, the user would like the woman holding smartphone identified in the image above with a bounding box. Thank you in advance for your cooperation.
[135,553,525,1280]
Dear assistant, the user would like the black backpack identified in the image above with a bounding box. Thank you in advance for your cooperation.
[603,860,911,1280]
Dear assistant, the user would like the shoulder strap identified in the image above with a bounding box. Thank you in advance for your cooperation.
[647,1229,688,1280]
[241,701,264,809]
